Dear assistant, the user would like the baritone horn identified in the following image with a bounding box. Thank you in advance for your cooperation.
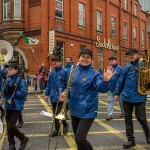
[48,65,74,150]
[138,50,150,95]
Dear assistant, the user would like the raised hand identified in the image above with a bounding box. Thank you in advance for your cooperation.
[103,66,115,82]
[114,95,119,101]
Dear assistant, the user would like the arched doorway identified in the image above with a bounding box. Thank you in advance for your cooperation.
[13,47,28,69]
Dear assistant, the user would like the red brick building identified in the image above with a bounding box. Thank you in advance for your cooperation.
[0,0,147,74]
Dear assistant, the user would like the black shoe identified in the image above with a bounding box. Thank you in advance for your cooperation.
[146,135,150,144]
[106,116,113,121]
[63,124,69,135]
[51,130,61,137]
[123,140,135,149]
[19,136,29,150]
[17,122,24,128]
[9,144,16,150]
[147,138,150,144]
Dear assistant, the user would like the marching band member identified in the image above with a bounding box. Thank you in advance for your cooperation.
[45,55,69,137]
[0,56,7,92]
[4,63,28,150]
[60,48,114,150]
[114,48,150,149]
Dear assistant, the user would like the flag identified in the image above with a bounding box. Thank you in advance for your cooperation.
[23,36,39,44]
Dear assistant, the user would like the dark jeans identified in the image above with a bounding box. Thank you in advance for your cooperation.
[123,101,150,140]
[71,115,94,150]
[51,102,68,130]
[6,110,25,145]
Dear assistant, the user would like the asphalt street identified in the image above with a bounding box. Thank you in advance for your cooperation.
[0,92,150,150]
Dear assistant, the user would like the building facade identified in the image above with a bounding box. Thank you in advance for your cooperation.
[139,0,150,50]
[0,0,147,74]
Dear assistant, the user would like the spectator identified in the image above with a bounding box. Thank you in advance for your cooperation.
[106,56,124,121]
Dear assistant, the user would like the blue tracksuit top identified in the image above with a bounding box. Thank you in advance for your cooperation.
[0,68,7,91]
[65,62,74,74]
[114,58,147,103]
[4,73,28,110]
[45,66,68,102]
[109,64,123,93]
[68,64,110,119]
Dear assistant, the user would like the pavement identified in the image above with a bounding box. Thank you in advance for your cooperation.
[0,87,150,150]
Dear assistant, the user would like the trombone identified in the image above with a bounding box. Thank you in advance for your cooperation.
[48,66,74,150]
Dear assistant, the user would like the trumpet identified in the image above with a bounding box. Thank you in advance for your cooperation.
[48,65,74,150]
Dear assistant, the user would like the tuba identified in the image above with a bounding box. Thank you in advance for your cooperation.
[138,50,150,95]
[0,40,13,63]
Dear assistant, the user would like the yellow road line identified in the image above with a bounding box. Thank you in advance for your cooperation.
[95,119,146,150]
[37,95,77,149]
[0,120,7,150]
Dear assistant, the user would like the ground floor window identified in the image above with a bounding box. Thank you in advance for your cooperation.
[56,41,64,66]
[98,49,103,70]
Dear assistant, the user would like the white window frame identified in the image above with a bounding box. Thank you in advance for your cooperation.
[123,22,127,40]
[14,0,21,19]
[133,26,137,42]
[111,17,116,36]
[142,30,144,46]
[55,0,63,18]
[124,0,128,11]
[3,0,10,20]
[79,2,85,26]
[97,11,102,31]
[134,4,137,16]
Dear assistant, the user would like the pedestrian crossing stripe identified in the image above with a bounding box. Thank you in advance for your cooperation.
[37,95,77,149]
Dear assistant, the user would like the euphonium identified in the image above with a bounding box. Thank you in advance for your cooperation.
[138,50,150,95]
[55,65,74,120]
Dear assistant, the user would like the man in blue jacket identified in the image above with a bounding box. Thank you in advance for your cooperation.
[114,48,150,149]
[106,56,124,121]
[45,56,69,137]
[4,63,28,150]
[65,57,74,75]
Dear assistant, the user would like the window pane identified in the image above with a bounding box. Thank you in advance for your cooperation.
[55,9,62,18]
[3,0,10,20]
[79,18,84,26]
[4,0,9,2]
[14,2,21,19]
[79,3,84,11]
[56,1,62,10]
[98,49,103,69]
[4,5,6,19]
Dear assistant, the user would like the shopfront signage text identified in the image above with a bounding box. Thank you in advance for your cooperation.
[96,36,119,50]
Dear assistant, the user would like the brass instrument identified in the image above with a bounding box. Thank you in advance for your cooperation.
[138,50,150,95]
[48,65,74,150]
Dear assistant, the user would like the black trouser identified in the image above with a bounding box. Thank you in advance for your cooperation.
[51,102,68,130]
[18,111,23,123]
[123,101,150,140]
[6,110,25,145]
[71,115,94,150]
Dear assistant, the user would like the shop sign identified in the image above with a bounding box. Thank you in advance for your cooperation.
[49,30,55,55]
[96,36,119,51]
